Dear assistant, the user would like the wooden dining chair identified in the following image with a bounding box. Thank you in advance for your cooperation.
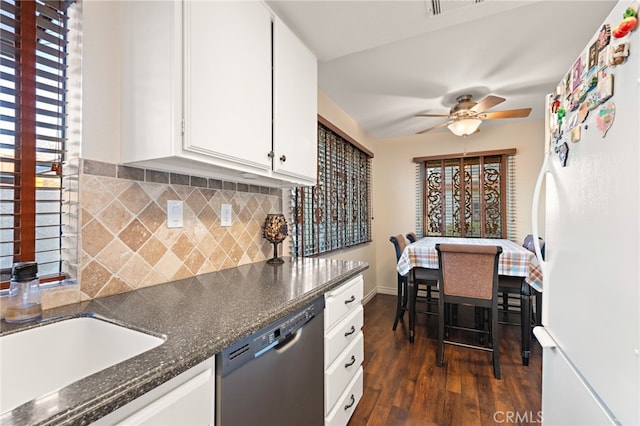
[405,232,419,243]
[389,235,439,331]
[436,243,503,379]
[499,235,545,326]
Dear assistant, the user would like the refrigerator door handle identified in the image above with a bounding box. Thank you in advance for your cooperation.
[532,93,552,276]
[533,326,556,349]
[531,154,549,273]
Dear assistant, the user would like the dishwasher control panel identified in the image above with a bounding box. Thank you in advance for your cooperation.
[220,296,325,376]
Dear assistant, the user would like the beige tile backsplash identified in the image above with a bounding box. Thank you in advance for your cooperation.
[75,161,283,302]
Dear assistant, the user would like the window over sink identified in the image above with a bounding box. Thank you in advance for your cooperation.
[0,0,81,287]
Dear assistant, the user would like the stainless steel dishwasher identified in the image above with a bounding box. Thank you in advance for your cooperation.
[216,296,325,426]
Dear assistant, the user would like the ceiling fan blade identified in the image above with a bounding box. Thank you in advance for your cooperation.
[415,113,450,118]
[470,95,505,114]
[416,120,452,135]
[480,108,532,119]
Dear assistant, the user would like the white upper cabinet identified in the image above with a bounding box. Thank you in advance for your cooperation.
[273,16,318,183]
[184,1,272,171]
[120,1,317,187]
[120,1,183,161]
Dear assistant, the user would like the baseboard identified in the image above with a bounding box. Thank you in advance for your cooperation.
[376,286,397,296]
[362,288,377,305]
[362,286,397,306]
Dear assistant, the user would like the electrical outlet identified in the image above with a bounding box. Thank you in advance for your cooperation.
[221,204,232,227]
[167,200,183,228]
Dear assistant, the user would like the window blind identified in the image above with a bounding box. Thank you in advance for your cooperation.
[418,151,514,239]
[1,0,70,281]
[291,122,372,257]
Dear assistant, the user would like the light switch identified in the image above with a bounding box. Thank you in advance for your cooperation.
[221,204,232,227]
[167,200,183,228]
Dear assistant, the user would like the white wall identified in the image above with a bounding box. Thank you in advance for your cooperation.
[372,120,546,294]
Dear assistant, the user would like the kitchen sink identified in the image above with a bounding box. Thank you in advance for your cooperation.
[0,316,165,414]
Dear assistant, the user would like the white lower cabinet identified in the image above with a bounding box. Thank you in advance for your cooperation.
[325,367,364,426]
[324,275,364,425]
[92,357,215,425]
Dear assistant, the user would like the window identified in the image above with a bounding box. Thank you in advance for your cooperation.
[291,118,373,256]
[1,0,73,284]
[415,149,516,239]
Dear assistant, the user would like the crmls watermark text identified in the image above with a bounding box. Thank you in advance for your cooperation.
[493,411,543,424]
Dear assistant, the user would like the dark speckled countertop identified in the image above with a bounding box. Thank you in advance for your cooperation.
[0,257,368,426]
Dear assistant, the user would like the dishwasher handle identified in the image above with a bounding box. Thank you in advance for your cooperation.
[274,328,303,352]
[274,312,318,353]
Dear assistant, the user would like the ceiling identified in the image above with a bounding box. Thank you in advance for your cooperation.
[266,0,618,140]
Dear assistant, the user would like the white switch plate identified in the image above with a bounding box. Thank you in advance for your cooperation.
[221,204,232,227]
[167,200,183,228]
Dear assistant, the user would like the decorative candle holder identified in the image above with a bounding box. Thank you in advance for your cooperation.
[262,214,288,264]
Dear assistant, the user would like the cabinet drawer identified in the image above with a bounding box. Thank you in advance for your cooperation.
[325,304,363,369]
[325,332,363,415]
[325,367,363,426]
[325,275,363,330]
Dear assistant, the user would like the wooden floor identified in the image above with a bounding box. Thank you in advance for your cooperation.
[348,294,542,426]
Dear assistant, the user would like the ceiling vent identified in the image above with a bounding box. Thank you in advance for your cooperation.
[425,0,484,17]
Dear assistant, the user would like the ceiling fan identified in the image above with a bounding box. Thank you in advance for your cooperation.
[415,94,532,136]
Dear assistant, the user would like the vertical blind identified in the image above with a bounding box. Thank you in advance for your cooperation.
[1,0,70,280]
[291,122,372,256]
[419,151,513,239]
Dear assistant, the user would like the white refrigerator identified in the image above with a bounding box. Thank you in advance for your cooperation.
[531,1,640,424]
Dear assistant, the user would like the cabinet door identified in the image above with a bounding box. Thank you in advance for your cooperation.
[117,368,214,425]
[120,1,182,162]
[184,1,272,171]
[273,17,318,184]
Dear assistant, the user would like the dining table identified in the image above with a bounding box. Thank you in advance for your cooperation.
[396,236,543,366]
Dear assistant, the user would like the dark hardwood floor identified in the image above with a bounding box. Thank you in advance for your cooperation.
[349,294,542,426]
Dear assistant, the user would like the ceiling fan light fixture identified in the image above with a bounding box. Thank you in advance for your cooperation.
[447,118,482,136]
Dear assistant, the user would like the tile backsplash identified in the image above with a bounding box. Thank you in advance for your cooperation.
[77,160,283,301]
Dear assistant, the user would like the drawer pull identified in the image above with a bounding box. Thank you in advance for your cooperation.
[344,394,355,410]
[344,295,356,305]
[344,326,356,337]
[345,355,356,368]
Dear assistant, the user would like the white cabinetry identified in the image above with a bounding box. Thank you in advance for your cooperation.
[324,275,364,426]
[273,16,318,182]
[120,1,317,187]
[92,357,215,425]
[184,1,272,171]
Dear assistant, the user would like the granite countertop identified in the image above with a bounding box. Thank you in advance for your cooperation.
[0,257,368,426]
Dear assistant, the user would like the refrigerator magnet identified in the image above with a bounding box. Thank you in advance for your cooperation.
[570,126,581,143]
[612,16,637,39]
[598,45,610,70]
[598,24,611,51]
[588,41,599,70]
[608,42,629,66]
[571,57,582,90]
[596,73,614,104]
[579,102,590,123]
[558,142,569,167]
[596,102,615,137]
